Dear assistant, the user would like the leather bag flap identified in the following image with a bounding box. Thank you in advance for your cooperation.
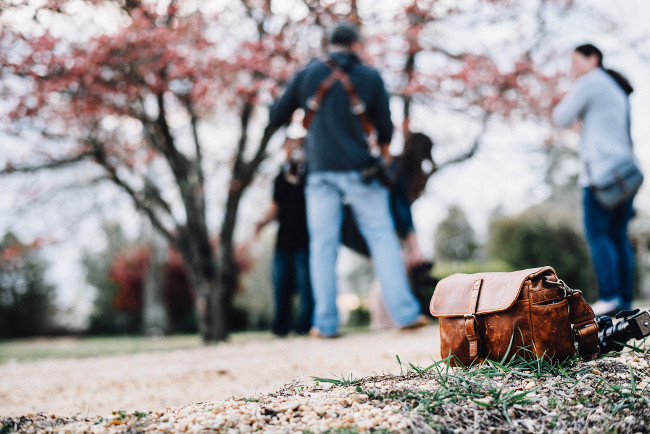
[429,266,556,317]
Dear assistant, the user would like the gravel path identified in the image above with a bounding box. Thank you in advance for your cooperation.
[0,325,439,419]
[3,324,649,433]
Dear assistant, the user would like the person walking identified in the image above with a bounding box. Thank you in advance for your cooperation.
[269,21,428,337]
[254,140,313,336]
[552,43,642,316]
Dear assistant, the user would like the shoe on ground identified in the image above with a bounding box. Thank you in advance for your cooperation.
[308,327,341,339]
[590,299,623,317]
[400,314,431,331]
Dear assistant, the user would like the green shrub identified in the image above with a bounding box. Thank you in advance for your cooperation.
[0,233,56,337]
[435,205,480,262]
[235,236,274,331]
[433,260,514,279]
[487,211,597,301]
[83,225,135,334]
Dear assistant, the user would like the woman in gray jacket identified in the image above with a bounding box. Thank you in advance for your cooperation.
[553,43,640,316]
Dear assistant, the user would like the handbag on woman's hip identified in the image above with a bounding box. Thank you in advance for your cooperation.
[589,159,643,209]
[429,266,599,366]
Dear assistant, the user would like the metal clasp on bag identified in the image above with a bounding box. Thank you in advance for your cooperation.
[545,278,579,297]
[464,313,478,325]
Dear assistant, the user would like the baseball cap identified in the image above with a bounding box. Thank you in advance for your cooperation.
[328,21,360,46]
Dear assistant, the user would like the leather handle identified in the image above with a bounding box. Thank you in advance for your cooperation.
[465,279,483,358]
[568,292,599,361]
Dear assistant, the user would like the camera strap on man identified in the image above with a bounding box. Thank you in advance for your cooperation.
[302,59,375,142]
[284,59,378,185]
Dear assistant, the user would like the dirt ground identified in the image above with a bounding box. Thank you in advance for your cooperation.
[0,325,439,418]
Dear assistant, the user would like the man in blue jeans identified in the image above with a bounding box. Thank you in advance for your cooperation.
[269,21,428,337]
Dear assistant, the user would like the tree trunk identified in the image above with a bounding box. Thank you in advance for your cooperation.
[197,275,230,342]
[189,109,278,342]
[212,172,245,339]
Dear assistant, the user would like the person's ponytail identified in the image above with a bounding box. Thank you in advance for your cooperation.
[605,68,634,95]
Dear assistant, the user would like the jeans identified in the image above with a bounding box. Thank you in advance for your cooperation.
[305,171,421,335]
[583,187,635,308]
[272,249,313,335]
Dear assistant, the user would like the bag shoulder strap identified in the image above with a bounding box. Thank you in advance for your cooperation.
[302,59,374,137]
[549,278,599,360]
[567,291,600,360]
[625,97,633,148]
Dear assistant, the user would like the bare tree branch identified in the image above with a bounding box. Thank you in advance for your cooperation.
[437,113,490,171]
[184,97,205,191]
[89,140,177,245]
[0,151,95,175]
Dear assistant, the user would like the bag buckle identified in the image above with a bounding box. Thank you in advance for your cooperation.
[464,314,478,325]
[545,278,579,297]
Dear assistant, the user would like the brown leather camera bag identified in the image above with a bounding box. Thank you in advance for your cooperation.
[429,266,600,366]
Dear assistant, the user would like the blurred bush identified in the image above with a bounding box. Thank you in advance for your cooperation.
[347,305,370,327]
[487,209,597,301]
[0,232,56,337]
[235,235,274,331]
[433,260,514,279]
[84,225,139,334]
[84,225,198,335]
[435,205,480,262]
[162,248,197,334]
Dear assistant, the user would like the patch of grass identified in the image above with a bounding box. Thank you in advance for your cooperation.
[311,373,359,386]
[322,428,361,434]
[0,334,203,363]
[239,397,261,403]
[386,355,553,421]
[0,328,379,363]
[318,340,650,431]
[433,260,513,279]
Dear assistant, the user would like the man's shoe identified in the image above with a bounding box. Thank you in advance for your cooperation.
[308,327,341,339]
[400,314,431,330]
[591,299,623,317]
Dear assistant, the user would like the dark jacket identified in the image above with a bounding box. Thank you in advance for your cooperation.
[387,158,416,239]
[273,169,309,252]
[269,51,393,173]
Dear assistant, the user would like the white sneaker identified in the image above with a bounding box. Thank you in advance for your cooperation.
[590,299,622,317]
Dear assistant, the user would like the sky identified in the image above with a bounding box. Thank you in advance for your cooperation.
[2,0,650,328]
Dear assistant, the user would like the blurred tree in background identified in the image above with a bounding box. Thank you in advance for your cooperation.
[0,233,55,337]
[162,247,197,333]
[109,245,150,333]
[0,0,622,340]
[0,0,313,341]
[83,225,130,335]
[435,205,479,262]
[84,225,198,335]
